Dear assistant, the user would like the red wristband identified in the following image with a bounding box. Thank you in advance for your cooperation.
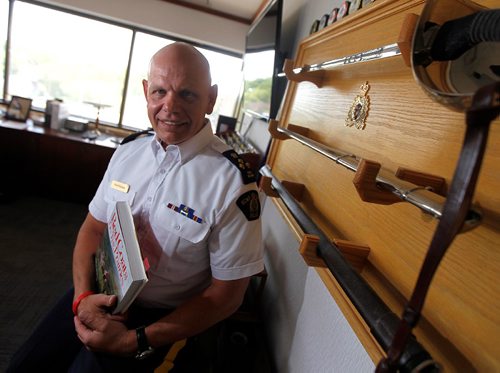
[72,290,95,315]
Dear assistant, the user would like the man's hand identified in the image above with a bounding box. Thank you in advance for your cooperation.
[74,294,135,356]
[76,293,119,319]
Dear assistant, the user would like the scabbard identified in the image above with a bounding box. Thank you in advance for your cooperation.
[260,165,434,372]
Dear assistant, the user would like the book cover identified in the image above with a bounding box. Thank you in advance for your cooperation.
[95,201,148,314]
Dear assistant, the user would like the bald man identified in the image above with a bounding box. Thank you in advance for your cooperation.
[7,42,264,373]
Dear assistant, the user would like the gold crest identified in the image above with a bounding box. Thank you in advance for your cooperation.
[345,81,370,130]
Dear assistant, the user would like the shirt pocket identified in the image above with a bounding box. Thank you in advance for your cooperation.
[154,204,210,244]
[152,204,211,267]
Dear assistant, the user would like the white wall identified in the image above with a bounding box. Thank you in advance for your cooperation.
[260,199,374,372]
[35,0,249,54]
[279,0,304,61]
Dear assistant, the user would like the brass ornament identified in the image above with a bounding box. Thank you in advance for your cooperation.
[345,81,370,130]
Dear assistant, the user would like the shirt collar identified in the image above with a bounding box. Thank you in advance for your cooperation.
[149,119,213,164]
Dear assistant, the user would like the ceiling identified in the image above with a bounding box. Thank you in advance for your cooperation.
[159,0,273,25]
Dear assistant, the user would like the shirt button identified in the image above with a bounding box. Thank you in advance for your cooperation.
[147,197,152,202]
[160,169,166,174]
[174,224,180,230]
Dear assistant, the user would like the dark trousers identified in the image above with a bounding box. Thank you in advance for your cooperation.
[7,288,172,373]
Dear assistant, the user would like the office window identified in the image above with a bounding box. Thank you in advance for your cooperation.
[0,0,8,99]
[122,33,173,130]
[240,50,275,118]
[9,2,132,123]
[5,1,243,131]
[201,47,243,129]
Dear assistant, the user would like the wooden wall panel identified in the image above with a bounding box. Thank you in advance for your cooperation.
[267,0,499,370]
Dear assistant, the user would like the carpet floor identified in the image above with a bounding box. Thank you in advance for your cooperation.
[0,195,87,371]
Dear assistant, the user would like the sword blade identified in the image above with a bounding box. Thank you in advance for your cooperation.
[299,43,401,73]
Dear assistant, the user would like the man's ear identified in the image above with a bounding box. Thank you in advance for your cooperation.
[206,84,218,114]
[142,79,149,100]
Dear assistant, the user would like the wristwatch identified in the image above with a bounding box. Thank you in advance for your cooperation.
[135,326,155,360]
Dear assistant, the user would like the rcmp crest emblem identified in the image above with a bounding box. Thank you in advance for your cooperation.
[346,81,370,130]
[236,191,261,221]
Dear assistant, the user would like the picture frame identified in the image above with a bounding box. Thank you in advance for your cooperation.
[309,19,320,35]
[338,1,351,19]
[6,95,32,122]
[215,114,237,134]
[328,8,339,25]
[319,13,330,29]
[351,0,363,13]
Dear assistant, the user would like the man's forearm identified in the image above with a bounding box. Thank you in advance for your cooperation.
[72,247,96,297]
[72,213,106,298]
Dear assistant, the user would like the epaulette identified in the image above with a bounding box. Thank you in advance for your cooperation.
[222,150,256,185]
[120,128,154,145]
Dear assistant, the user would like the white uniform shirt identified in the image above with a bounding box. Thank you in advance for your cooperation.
[89,122,264,308]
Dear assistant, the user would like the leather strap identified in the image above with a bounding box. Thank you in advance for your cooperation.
[377,83,500,372]
[135,325,155,360]
[136,325,149,352]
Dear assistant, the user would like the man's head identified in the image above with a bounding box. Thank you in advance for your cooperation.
[142,42,218,146]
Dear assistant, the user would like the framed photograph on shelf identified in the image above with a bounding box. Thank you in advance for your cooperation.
[309,19,320,34]
[319,13,330,29]
[338,1,351,19]
[6,96,32,122]
[351,0,362,13]
[328,8,339,25]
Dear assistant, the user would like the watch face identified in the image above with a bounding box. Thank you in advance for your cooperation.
[136,347,155,360]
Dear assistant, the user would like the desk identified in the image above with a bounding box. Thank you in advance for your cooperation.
[0,121,118,203]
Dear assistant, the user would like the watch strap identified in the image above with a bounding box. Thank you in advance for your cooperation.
[136,326,149,352]
[135,325,154,359]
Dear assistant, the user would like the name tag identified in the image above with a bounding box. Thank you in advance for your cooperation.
[111,180,130,193]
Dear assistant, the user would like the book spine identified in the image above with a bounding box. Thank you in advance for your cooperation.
[109,210,132,293]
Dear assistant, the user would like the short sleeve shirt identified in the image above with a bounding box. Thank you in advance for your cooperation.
[89,122,264,308]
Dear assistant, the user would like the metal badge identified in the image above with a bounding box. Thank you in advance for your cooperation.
[111,180,130,193]
[345,81,370,130]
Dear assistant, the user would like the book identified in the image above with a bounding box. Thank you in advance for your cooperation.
[94,201,148,314]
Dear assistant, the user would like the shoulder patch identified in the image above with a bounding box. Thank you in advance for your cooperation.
[120,129,154,145]
[222,150,256,185]
[236,190,261,221]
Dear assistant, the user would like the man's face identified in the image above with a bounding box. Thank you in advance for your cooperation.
[143,47,217,145]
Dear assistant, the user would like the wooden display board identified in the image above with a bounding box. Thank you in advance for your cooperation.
[265,0,499,371]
